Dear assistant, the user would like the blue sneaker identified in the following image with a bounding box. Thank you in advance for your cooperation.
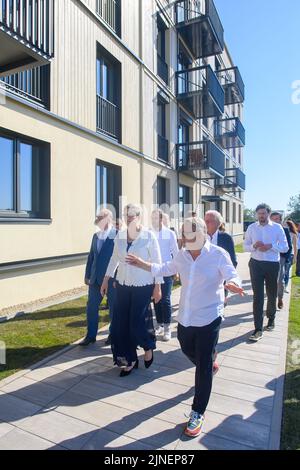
[184,411,205,437]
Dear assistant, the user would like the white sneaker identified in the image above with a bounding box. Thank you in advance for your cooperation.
[155,324,164,336]
[163,325,171,341]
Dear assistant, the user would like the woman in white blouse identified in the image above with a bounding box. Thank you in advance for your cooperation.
[126,217,244,438]
[101,204,163,377]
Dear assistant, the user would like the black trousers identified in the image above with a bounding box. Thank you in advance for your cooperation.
[249,258,280,331]
[177,317,222,415]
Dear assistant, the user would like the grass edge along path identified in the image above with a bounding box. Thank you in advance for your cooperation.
[0,295,109,382]
[281,269,300,450]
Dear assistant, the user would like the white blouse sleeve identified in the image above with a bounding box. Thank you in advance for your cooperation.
[105,238,119,278]
[148,233,164,284]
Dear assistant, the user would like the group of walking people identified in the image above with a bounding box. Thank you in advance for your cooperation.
[79,201,299,438]
[80,204,243,437]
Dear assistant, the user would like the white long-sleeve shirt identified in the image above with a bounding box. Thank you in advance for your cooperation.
[151,241,240,328]
[152,226,179,264]
[105,228,164,286]
[244,221,289,262]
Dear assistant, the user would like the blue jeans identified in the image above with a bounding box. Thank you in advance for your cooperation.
[154,276,173,325]
[86,279,115,340]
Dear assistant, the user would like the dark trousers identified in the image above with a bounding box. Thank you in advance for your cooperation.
[249,258,280,331]
[177,317,222,415]
[111,283,156,367]
[296,250,300,276]
[86,279,115,340]
[154,276,173,325]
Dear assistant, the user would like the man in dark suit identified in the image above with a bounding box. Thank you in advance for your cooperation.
[80,209,117,346]
[205,211,238,268]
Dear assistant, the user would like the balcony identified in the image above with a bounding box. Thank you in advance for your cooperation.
[0,0,54,77]
[158,134,169,162]
[0,64,49,106]
[175,0,224,59]
[216,67,245,105]
[176,65,224,119]
[177,139,225,178]
[96,95,120,141]
[96,0,121,36]
[157,54,169,85]
[215,117,245,149]
[216,167,246,191]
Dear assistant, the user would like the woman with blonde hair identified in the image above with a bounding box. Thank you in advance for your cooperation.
[101,204,163,377]
[127,217,244,437]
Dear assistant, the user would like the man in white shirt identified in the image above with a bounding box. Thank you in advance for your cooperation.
[244,203,289,341]
[151,209,179,341]
[126,217,244,437]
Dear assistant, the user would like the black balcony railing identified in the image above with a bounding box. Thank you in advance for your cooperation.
[158,135,169,162]
[175,0,224,59]
[215,117,245,149]
[96,95,119,140]
[96,0,120,36]
[157,54,169,85]
[176,64,224,118]
[0,0,54,74]
[216,67,245,105]
[216,167,246,191]
[177,139,225,178]
[0,65,49,106]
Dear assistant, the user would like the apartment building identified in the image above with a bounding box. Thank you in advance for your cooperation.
[0,0,246,310]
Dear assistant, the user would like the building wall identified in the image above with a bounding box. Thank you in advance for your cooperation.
[0,0,245,310]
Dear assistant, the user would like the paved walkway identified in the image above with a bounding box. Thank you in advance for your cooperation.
[0,253,290,450]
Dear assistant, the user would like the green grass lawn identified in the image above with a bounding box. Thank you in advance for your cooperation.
[235,243,244,253]
[0,296,109,382]
[281,268,300,450]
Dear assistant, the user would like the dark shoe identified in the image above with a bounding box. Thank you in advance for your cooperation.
[144,350,154,369]
[249,330,263,342]
[278,299,283,310]
[79,337,96,346]
[266,320,275,331]
[119,360,139,377]
[105,334,112,346]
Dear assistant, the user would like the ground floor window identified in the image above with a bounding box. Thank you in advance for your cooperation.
[0,130,50,219]
[179,184,192,218]
[96,160,122,217]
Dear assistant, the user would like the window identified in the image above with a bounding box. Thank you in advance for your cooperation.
[157,94,169,162]
[157,16,168,84]
[96,160,122,217]
[157,177,169,207]
[179,185,192,218]
[96,44,121,141]
[0,131,50,219]
[238,204,242,224]
[233,202,237,223]
[226,201,230,223]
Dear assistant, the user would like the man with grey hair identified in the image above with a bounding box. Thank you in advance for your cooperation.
[205,210,237,268]
[80,208,117,346]
[126,216,244,437]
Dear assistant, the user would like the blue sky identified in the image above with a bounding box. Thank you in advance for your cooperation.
[215,0,300,213]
